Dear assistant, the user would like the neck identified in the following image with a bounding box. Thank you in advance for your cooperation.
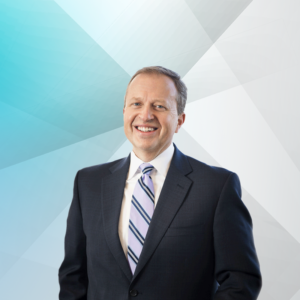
[133,143,172,162]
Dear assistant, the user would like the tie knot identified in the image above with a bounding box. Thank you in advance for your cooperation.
[140,163,154,175]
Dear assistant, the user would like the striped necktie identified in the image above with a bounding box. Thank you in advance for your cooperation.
[128,163,155,274]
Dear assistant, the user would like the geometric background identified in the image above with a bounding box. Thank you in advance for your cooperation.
[0,0,299,299]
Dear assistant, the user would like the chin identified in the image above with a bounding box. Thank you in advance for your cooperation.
[136,143,157,151]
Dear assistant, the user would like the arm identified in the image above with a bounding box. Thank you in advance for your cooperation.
[58,171,88,300]
[213,172,262,300]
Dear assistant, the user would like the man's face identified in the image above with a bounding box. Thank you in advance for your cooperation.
[123,73,185,159]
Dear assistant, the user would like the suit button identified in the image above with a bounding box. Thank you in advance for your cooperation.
[130,289,138,297]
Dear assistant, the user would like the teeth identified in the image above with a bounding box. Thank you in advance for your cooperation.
[137,126,156,132]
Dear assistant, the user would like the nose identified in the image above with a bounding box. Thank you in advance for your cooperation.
[139,104,154,121]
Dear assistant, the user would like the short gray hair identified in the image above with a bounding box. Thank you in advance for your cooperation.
[124,66,187,115]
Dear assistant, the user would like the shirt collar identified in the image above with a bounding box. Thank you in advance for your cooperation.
[127,143,175,180]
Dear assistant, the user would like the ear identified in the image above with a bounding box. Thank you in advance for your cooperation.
[175,113,185,133]
[123,95,127,115]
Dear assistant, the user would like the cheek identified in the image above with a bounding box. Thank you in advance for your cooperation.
[124,113,134,125]
[162,116,177,132]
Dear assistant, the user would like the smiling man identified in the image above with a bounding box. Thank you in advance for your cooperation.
[59,66,262,300]
[123,70,185,161]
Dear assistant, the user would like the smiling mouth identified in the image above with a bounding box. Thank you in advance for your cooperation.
[135,126,158,132]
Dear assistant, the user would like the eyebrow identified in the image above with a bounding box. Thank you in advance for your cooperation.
[129,97,167,102]
[129,97,143,101]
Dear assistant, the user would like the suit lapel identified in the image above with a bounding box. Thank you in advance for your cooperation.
[132,144,193,282]
[101,155,133,282]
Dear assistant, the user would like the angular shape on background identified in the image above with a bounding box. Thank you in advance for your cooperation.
[21,205,71,269]
[215,19,300,84]
[53,0,251,77]
[185,0,251,42]
[219,0,300,40]
[0,0,130,167]
[0,102,80,169]
[0,126,126,277]
[183,86,300,243]
[173,128,220,167]
[0,257,58,300]
[242,190,300,300]
[0,251,19,279]
[108,138,132,162]
[94,0,212,76]
[242,66,300,171]
[183,45,240,103]
[290,288,300,300]
[53,0,134,41]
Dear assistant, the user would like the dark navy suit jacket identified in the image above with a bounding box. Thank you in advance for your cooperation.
[58,143,262,300]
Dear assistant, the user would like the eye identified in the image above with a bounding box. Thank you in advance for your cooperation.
[155,105,165,109]
[132,102,141,106]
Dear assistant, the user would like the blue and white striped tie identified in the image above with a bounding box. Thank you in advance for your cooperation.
[127,163,155,274]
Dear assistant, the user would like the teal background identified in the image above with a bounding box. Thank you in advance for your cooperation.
[1,0,300,299]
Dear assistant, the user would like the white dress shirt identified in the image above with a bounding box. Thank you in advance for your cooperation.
[118,142,175,257]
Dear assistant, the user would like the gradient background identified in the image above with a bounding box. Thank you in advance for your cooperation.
[0,0,300,299]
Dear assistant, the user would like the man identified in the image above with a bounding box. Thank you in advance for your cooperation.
[59,66,262,300]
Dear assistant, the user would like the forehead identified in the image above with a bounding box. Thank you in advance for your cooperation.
[127,73,178,101]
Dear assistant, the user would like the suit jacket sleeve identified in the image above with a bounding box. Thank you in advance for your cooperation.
[58,171,88,300]
[213,172,262,300]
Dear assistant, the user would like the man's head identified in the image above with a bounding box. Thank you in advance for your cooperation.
[123,66,187,161]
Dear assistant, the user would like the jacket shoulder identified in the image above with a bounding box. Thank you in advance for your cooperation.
[185,155,241,198]
[77,157,126,179]
[184,155,240,191]
[186,155,234,177]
